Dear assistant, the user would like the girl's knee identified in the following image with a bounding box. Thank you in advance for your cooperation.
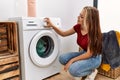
[68,62,92,77]
[68,67,92,77]
[59,55,66,65]
[69,66,79,77]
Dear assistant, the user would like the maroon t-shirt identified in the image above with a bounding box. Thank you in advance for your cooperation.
[73,24,88,51]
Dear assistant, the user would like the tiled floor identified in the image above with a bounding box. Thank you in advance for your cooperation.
[46,67,120,80]
[46,72,120,80]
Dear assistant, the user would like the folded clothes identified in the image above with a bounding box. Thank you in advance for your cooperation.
[116,31,120,46]
[102,30,120,69]
[101,63,111,72]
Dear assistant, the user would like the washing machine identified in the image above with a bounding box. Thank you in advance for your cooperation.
[9,17,61,80]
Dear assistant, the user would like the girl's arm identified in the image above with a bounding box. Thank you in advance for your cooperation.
[70,46,93,63]
[44,18,76,37]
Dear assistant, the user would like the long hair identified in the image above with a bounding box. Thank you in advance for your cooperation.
[83,6,102,56]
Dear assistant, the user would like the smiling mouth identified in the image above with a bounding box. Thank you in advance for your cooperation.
[77,20,80,22]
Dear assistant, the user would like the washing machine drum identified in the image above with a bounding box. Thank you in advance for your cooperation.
[29,30,59,67]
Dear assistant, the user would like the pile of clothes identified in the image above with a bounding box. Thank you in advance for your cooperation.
[101,30,120,71]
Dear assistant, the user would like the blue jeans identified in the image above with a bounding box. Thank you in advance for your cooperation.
[59,50,102,77]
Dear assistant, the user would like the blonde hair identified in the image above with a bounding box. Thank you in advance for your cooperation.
[83,6,102,56]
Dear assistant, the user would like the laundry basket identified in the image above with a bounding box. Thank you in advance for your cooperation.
[98,65,120,79]
[0,22,20,80]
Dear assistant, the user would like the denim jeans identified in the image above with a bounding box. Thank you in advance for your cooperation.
[59,50,102,77]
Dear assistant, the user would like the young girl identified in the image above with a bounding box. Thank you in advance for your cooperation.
[44,6,102,80]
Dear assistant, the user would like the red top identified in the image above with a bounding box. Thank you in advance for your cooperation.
[73,24,88,51]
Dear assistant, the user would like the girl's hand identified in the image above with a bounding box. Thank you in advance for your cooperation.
[44,18,54,28]
[64,60,74,72]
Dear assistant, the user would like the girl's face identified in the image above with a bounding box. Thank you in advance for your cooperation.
[77,9,85,26]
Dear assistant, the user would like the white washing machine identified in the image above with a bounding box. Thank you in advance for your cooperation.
[9,17,61,80]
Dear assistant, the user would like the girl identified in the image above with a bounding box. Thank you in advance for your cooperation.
[44,6,102,80]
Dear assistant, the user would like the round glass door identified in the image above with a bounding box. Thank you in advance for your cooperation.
[36,36,54,58]
[29,30,59,67]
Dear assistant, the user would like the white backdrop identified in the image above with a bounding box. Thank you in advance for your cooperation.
[0,0,16,20]
[0,0,27,20]
[98,0,120,32]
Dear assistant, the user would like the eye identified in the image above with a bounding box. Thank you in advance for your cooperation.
[80,16,84,18]
[79,14,84,19]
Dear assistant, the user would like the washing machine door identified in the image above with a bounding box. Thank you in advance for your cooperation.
[29,30,59,67]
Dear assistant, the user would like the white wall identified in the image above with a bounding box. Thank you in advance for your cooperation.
[98,0,120,32]
[0,0,27,21]
[14,0,27,17]
[0,0,16,20]
[36,0,93,53]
